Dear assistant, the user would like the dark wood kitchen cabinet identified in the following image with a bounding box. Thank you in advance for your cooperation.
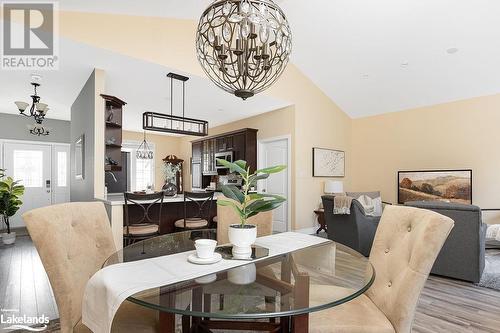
[191,128,258,190]
[191,141,202,189]
[202,139,216,175]
[216,135,235,152]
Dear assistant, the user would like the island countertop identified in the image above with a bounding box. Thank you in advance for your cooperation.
[97,192,219,206]
[98,192,219,249]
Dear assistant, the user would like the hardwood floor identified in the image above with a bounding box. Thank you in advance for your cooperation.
[414,275,500,333]
[0,236,58,331]
[0,236,499,332]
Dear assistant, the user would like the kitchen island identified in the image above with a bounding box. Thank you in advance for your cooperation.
[98,193,218,249]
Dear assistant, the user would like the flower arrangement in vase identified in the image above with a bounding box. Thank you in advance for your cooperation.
[162,161,182,196]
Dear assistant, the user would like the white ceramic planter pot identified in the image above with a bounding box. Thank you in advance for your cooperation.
[228,263,256,285]
[228,224,257,259]
[1,232,16,245]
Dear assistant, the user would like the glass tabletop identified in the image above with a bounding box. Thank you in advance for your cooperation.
[103,229,375,319]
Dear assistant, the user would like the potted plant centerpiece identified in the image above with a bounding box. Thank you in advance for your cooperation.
[216,159,286,258]
[0,169,25,245]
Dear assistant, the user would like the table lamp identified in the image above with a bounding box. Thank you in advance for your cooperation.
[324,180,344,194]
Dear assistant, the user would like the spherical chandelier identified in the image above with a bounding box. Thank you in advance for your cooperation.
[196,0,292,100]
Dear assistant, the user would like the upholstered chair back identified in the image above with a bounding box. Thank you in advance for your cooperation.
[366,205,454,333]
[23,202,117,333]
[216,195,273,244]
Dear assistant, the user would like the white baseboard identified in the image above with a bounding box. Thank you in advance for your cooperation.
[294,227,317,235]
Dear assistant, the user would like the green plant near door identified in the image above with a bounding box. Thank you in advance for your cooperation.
[216,159,287,226]
[0,169,25,234]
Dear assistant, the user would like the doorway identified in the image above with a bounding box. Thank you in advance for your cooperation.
[257,135,291,233]
[1,141,70,229]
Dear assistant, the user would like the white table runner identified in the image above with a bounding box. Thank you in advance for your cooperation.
[82,232,329,333]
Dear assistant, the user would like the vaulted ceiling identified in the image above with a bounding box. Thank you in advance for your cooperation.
[2,0,499,126]
[59,0,500,118]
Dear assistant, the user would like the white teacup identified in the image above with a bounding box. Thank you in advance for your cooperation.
[195,239,217,259]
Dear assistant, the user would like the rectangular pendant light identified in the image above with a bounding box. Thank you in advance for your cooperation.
[142,73,209,136]
[142,112,208,136]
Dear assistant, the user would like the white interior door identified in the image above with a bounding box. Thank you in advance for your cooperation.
[52,144,70,204]
[258,138,289,232]
[3,143,52,228]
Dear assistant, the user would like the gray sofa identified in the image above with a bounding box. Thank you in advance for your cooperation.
[322,195,380,257]
[405,201,486,283]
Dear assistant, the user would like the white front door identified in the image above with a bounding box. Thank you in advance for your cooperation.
[3,143,52,228]
[258,137,289,233]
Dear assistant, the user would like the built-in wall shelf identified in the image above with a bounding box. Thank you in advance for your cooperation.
[101,94,126,173]
[105,121,122,129]
[105,165,123,172]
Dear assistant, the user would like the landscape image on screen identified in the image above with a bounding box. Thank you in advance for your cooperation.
[398,170,472,204]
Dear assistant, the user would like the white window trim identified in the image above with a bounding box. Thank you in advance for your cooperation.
[122,140,156,191]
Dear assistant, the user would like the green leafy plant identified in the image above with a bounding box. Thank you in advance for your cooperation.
[216,159,286,227]
[0,169,25,234]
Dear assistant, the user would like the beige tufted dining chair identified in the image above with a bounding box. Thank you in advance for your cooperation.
[216,194,273,244]
[23,202,158,333]
[310,205,454,333]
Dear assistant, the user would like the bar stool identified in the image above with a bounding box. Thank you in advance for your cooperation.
[123,191,164,246]
[174,191,214,230]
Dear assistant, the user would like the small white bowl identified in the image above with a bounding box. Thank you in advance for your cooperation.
[195,239,217,259]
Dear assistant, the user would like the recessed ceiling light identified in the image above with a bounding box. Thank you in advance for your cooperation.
[217,108,224,112]
[400,61,409,68]
[361,74,369,79]
[446,47,459,54]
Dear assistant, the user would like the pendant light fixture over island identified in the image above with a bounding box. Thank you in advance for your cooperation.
[142,73,209,136]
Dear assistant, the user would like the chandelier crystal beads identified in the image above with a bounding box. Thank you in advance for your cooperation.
[196,0,292,100]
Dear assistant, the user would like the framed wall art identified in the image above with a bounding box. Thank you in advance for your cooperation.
[398,169,472,204]
[312,147,345,177]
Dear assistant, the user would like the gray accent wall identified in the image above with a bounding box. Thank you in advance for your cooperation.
[70,70,97,202]
[0,112,70,143]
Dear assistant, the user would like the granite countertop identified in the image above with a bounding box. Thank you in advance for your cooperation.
[97,192,218,206]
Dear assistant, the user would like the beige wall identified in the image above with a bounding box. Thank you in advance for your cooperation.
[59,11,352,231]
[123,131,188,191]
[351,93,500,224]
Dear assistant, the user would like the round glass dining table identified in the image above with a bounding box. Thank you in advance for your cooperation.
[103,230,375,333]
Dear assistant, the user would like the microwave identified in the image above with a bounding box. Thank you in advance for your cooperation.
[215,151,233,169]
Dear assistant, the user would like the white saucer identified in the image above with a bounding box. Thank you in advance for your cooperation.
[188,252,222,265]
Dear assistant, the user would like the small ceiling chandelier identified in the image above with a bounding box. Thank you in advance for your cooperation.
[15,74,49,124]
[136,131,154,159]
[27,124,50,136]
[196,0,292,100]
[143,73,209,136]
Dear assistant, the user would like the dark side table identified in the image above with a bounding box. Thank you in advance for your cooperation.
[314,209,327,234]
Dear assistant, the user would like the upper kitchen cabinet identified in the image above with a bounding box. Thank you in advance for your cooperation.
[192,141,202,162]
[202,139,216,175]
[191,128,258,185]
